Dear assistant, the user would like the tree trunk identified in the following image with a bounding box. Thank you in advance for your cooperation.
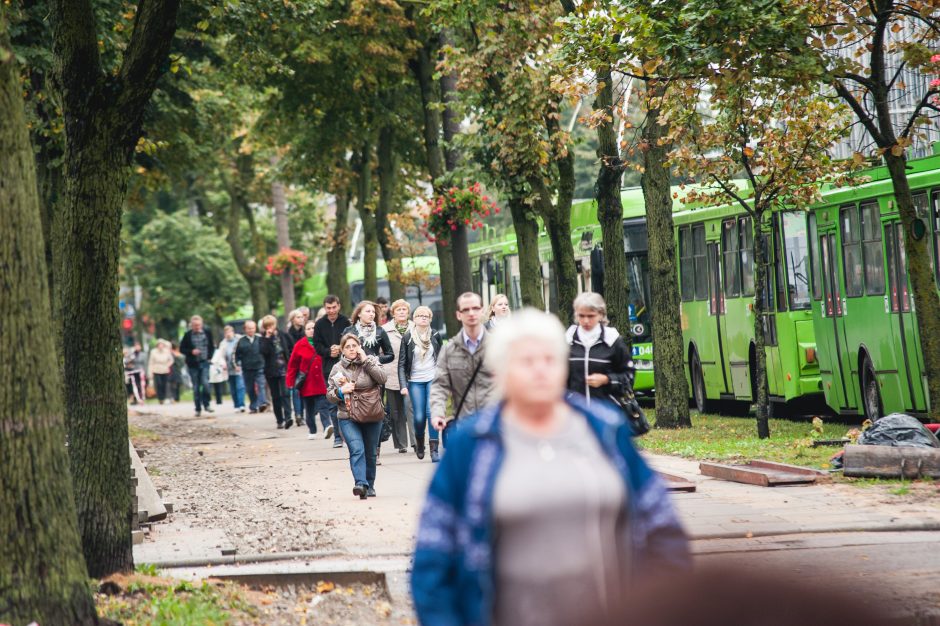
[356,145,378,302]
[271,156,295,316]
[593,66,631,330]
[411,39,457,334]
[327,186,351,310]
[0,22,99,623]
[751,210,771,438]
[508,194,546,310]
[376,126,404,302]
[439,32,472,298]
[50,0,178,577]
[641,97,692,429]
[884,153,940,421]
[225,151,269,321]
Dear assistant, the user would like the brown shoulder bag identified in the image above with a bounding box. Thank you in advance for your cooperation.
[347,364,385,424]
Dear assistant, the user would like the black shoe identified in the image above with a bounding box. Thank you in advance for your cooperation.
[398,448,408,454]
[416,443,425,460]
[249,408,258,414]
[296,417,305,427]
[353,484,367,499]
[277,423,285,429]
[430,440,440,463]
[284,418,293,430]
[205,406,214,413]
[195,410,201,417]
[366,487,376,497]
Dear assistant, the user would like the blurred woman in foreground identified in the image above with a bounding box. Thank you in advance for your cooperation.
[410,309,689,626]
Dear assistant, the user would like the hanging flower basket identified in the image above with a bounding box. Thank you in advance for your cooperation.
[422,183,500,245]
[266,248,308,284]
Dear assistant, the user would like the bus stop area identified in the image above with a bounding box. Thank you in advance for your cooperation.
[128,402,940,622]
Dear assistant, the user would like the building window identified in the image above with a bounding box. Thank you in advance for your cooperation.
[722,219,741,297]
[860,201,884,295]
[840,205,864,297]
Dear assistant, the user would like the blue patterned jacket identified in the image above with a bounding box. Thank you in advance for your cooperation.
[410,394,690,626]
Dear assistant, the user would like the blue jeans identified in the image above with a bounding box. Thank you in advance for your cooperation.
[228,373,245,409]
[408,380,437,442]
[191,361,211,411]
[292,388,305,422]
[322,375,342,442]
[338,419,383,488]
[303,394,333,434]
[243,368,268,411]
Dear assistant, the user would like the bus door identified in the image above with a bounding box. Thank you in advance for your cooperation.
[816,229,851,410]
[707,241,731,394]
[884,220,927,412]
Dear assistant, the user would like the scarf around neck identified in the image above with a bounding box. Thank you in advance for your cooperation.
[356,321,378,348]
[411,325,433,358]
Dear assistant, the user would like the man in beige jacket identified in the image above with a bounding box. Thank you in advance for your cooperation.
[430,292,497,458]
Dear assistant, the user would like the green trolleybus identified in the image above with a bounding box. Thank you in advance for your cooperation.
[468,188,657,392]
[674,201,824,416]
[808,151,940,420]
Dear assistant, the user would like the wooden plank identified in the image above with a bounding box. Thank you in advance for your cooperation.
[699,462,816,487]
[843,444,940,479]
[659,472,697,493]
[748,459,831,479]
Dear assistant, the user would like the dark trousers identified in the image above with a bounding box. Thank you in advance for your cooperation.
[266,375,292,425]
[154,373,170,402]
[191,361,211,411]
[212,382,225,404]
[303,394,333,434]
[322,374,341,442]
[243,368,267,410]
[386,388,415,450]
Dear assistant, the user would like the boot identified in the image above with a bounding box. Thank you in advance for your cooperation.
[416,435,426,460]
[429,440,440,463]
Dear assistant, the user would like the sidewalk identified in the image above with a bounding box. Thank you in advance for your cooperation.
[131,400,940,567]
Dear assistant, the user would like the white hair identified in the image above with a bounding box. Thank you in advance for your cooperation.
[572,292,608,323]
[485,308,569,392]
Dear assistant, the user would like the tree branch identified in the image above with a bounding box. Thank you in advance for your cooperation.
[50,0,102,105]
[117,0,181,112]
[833,80,885,146]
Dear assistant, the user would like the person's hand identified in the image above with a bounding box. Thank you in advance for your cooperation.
[586,373,610,388]
[400,387,408,396]
[356,346,367,360]
[192,348,201,356]
[432,416,447,431]
[330,345,340,357]
[341,382,356,394]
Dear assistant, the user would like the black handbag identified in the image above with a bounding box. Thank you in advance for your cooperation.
[610,362,650,436]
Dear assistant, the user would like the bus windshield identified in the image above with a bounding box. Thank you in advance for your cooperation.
[623,221,653,343]
[782,212,811,310]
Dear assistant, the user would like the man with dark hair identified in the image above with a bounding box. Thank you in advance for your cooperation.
[313,295,350,447]
[375,296,390,326]
[180,315,215,417]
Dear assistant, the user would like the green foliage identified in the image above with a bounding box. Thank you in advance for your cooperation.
[98,579,256,626]
[126,212,248,329]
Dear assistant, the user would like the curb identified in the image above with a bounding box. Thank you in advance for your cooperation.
[689,520,940,541]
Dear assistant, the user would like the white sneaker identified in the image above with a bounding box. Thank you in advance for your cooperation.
[307,433,317,440]
[324,424,334,439]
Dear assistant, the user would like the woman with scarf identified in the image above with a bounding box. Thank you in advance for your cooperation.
[286,319,332,440]
[398,306,444,461]
[342,301,394,365]
[382,299,416,455]
[327,334,387,499]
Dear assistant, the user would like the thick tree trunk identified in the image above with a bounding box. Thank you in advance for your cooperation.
[271,157,295,316]
[508,194,546,310]
[0,23,99,623]
[356,145,378,302]
[327,186,351,310]
[884,154,940,421]
[376,126,405,302]
[751,210,771,438]
[411,40,457,334]
[642,98,692,429]
[593,67,631,330]
[225,152,269,321]
[439,33,472,298]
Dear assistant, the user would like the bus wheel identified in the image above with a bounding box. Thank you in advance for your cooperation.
[861,356,882,421]
[690,351,713,414]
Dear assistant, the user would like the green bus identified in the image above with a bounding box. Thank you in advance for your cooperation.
[674,201,823,416]
[808,151,940,420]
[468,188,658,392]
[301,255,445,331]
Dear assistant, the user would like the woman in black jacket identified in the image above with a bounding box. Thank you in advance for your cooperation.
[342,301,394,365]
[397,306,444,460]
[566,292,633,407]
[259,314,296,429]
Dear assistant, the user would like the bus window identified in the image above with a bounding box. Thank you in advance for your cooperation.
[782,211,812,309]
[808,212,822,301]
[860,201,884,295]
[840,205,864,297]
[739,217,754,297]
[679,226,694,302]
[885,223,911,313]
[933,190,940,286]
[722,219,741,297]
[693,224,708,300]
[774,214,788,312]
[896,224,911,312]
[627,254,652,342]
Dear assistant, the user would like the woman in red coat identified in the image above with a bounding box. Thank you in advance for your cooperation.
[287,320,333,440]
